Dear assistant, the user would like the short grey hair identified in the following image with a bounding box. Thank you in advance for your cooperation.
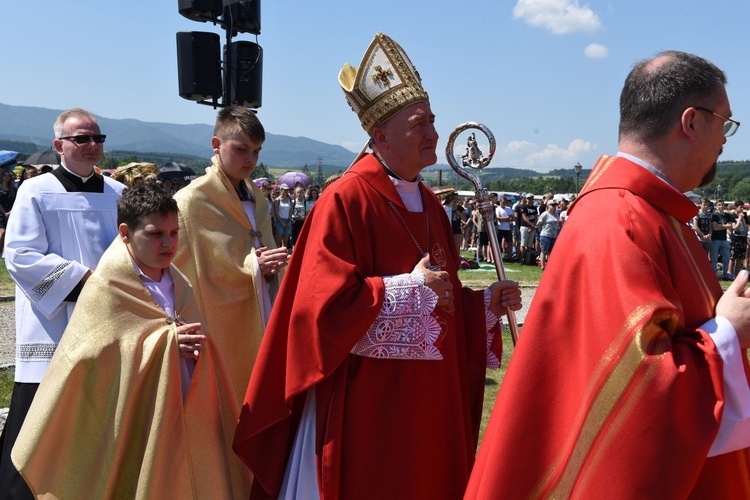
[53,108,98,139]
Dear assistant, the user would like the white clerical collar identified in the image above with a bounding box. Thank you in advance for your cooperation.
[389,174,424,212]
[617,152,681,192]
[60,162,95,183]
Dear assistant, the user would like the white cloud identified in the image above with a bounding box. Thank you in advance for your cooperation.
[584,43,608,59]
[513,0,602,35]
[504,140,536,153]
[524,139,596,166]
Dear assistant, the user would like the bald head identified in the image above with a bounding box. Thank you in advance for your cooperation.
[619,51,726,142]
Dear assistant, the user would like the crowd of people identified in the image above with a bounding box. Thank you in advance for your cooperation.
[692,196,750,280]
[0,33,749,500]
[445,190,569,269]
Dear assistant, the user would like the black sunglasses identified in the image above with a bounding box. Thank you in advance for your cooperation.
[59,134,107,144]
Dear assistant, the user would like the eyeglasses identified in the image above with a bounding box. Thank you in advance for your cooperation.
[694,107,740,137]
[59,134,107,144]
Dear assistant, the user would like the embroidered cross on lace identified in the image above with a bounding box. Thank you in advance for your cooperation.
[351,270,443,360]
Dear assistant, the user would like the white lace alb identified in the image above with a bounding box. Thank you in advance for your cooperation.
[351,270,443,360]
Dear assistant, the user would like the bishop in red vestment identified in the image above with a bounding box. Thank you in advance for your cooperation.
[233,33,521,499]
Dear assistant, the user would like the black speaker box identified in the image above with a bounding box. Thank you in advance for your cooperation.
[176,31,223,102]
[223,0,261,35]
[178,0,222,23]
[229,41,262,108]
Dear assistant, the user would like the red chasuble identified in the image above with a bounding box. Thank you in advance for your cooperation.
[234,154,498,499]
[466,155,750,499]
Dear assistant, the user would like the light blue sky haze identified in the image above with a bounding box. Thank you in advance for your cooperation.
[1,0,749,172]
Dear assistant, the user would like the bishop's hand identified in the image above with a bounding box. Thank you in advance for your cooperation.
[414,254,452,307]
[487,281,522,318]
[717,270,750,349]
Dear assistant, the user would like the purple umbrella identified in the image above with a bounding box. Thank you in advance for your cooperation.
[277,171,312,188]
[252,177,269,187]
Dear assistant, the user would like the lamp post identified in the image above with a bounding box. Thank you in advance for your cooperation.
[574,162,583,193]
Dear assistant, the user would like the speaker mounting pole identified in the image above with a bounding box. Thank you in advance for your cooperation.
[176,0,262,110]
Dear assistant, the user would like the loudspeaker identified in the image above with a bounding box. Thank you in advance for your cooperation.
[223,0,261,35]
[176,32,223,102]
[178,0,222,23]
[229,41,262,108]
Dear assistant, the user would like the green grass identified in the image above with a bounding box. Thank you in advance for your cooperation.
[0,368,13,407]
[480,326,515,443]
[0,259,13,296]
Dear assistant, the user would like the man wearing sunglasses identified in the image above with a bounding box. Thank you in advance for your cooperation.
[0,108,125,497]
[469,51,750,498]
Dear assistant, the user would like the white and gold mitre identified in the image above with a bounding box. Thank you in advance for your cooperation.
[339,32,430,135]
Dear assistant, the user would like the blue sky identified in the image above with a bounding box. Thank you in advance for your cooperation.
[1,0,749,172]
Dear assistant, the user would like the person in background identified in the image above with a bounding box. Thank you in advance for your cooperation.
[290,186,309,250]
[0,108,125,497]
[730,200,748,277]
[473,202,491,263]
[272,183,293,249]
[0,169,16,251]
[555,194,571,229]
[693,196,713,258]
[323,172,344,190]
[460,197,473,251]
[467,50,750,498]
[711,199,734,280]
[306,185,319,209]
[536,199,560,270]
[495,196,515,261]
[443,193,466,253]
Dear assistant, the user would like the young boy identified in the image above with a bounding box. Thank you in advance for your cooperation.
[173,106,289,404]
[11,184,250,498]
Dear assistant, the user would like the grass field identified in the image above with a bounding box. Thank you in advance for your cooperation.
[0,368,12,407]
[0,259,13,296]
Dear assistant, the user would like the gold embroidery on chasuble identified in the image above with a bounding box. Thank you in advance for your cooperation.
[432,242,448,270]
[431,242,455,315]
[579,155,616,198]
[541,306,677,498]
[434,316,448,344]
[670,217,716,313]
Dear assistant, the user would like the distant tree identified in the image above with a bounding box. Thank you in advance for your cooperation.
[253,162,270,181]
[0,139,39,154]
[727,177,750,201]
[98,156,120,170]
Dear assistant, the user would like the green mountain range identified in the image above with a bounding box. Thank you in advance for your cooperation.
[0,103,357,169]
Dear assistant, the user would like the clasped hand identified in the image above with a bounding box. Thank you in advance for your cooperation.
[176,322,206,360]
[257,246,290,277]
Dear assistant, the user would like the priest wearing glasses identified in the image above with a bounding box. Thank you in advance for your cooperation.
[233,33,522,499]
[0,108,125,497]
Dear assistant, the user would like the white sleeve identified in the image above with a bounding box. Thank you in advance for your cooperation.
[704,316,750,457]
[350,270,443,360]
[4,185,88,319]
